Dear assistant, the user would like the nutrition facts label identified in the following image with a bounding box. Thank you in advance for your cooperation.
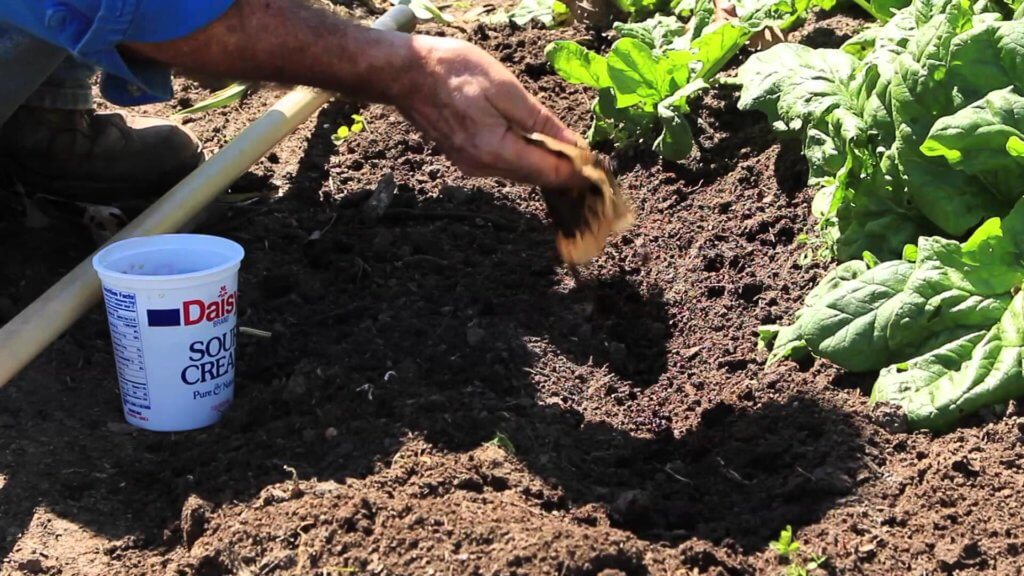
[102,287,151,410]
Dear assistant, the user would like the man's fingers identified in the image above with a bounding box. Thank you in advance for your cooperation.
[492,130,589,189]
[487,78,582,146]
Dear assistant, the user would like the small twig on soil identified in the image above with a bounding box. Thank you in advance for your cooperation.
[795,466,816,481]
[307,212,338,242]
[401,254,449,267]
[283,464,299,483]
[717,457,752,484]
[382,208,515,231]
[356,383,375,400]
[664,465,693,484]
[684,180,705,194]
[238,327,273,339]
[258,555,289,576]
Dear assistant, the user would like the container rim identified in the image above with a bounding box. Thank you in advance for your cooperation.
[92,234,245,284]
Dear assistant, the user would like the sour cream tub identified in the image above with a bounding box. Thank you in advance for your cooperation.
[92,234,245,431]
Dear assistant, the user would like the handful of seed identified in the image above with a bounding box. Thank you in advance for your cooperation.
[523,132,634,266]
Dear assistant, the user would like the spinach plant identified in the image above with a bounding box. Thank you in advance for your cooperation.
[546,0,824,160]
[742,0,1024,430]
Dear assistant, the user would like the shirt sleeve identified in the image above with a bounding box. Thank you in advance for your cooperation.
[1,0,236,106]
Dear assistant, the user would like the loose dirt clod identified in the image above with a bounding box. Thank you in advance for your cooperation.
[524,132,633,266]
[181,495,214,549]
[16,558,44,574]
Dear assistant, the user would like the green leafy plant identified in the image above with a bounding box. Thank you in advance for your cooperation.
[770,526,828,575]
[770,201,1024,431]
[612,14,688,50]
[739,0,1024,261]
[615,0,715,19]
[545,0,828,160]
[546,37,711,159]
[391,0,454,24]
[486,431,516,455]
[332,114,366,144]
[173,82,250,117]
[784,553,828,576]
[504,0,572,27]
[741,0,1024,430]
[806,554,828,571]
[851,0,910,21]
[770,525,800,558]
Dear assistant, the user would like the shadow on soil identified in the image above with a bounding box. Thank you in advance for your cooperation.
[0,183,863,562]
[0,70,863,557]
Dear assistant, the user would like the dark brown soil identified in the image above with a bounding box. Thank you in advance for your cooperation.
[3,6,1024,576]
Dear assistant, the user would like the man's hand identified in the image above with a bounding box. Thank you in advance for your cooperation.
[125,0,585,189]
[395,36,585,189]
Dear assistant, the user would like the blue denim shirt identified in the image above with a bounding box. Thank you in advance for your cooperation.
[1,0,236,106]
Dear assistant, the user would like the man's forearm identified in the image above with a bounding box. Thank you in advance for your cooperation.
[125,0,419,105]
[126,0,586,189]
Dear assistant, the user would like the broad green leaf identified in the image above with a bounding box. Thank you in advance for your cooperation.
[690,22,751,80]
[613,15,687,51]
[672,0,698,14]
[1008,134,1024,156]
[899,145,1004,236]
[651,80,707,159]
[607,38,665,106]
[863,251,882,268]
[616,0,669,16]
[852,0,913,21]
[769,260,915,370]
[507,0,571,27]
[888,4,964,133]
[770,231,1017,372]
[945,21,1024,107]
[911,0,960,26]
[903,244,919,261]
[738,44,861,129]
[873,291,1024,431]
[391,0,455,23]
[842,9,919,58]
[658,49,697,93]
[852,0,891,20]
[736,0,813,31]
[545,41,611,89]
[804,125,847,187]
[921,87,1024,204]
[685,0,717,39]
[589,87,657,146]
[758,324,782,351]
[834,199,928,262]
[653,108,696,160]
[768,259,873,365]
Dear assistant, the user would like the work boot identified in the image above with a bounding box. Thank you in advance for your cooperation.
[0,106,205,203]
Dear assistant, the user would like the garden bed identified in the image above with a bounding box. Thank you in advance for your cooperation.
[1,5,1023,575]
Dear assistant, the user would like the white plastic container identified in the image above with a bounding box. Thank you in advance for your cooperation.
[92,234,245,432]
